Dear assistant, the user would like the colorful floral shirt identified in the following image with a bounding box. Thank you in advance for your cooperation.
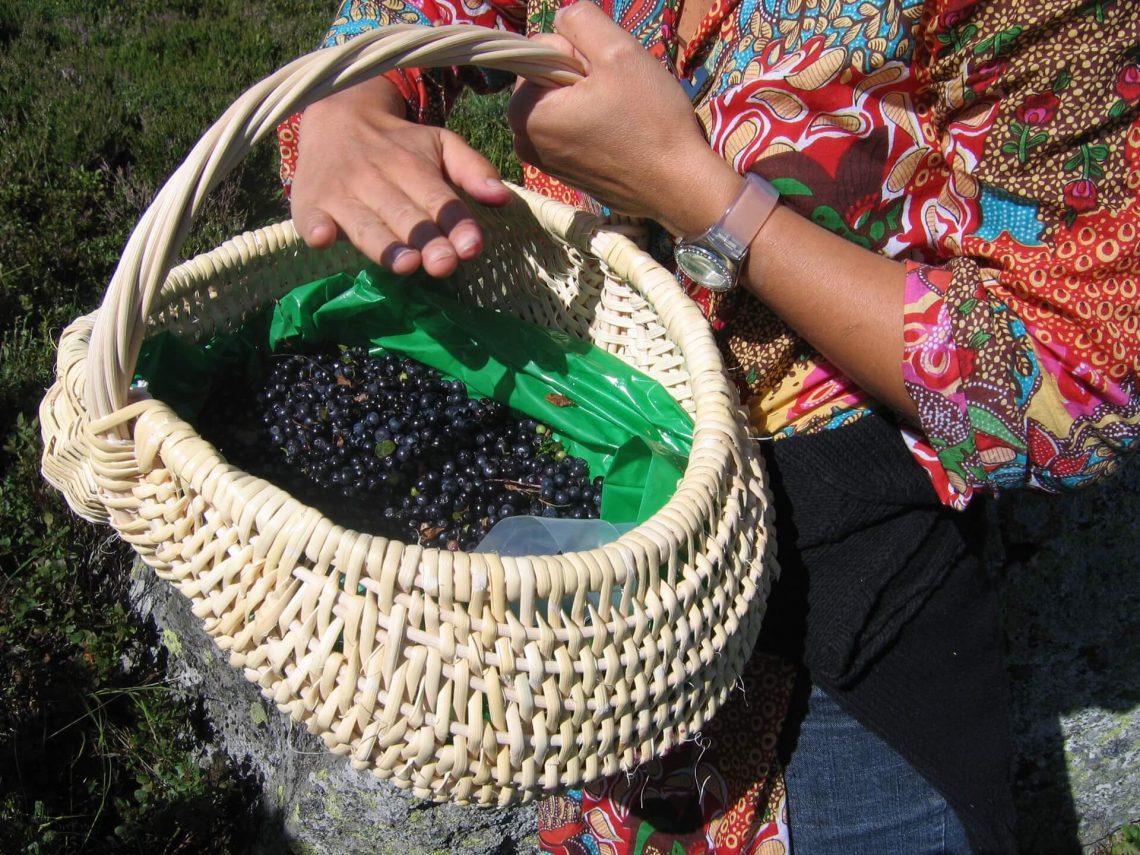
[278,1,1140,851]
[279,0,1140,512]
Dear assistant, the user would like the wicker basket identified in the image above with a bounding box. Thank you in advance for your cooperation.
[39,25,776,806]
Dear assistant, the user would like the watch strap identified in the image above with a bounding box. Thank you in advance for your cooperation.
[712,172,780,259]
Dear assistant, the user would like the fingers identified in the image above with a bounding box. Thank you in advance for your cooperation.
[292,92,515,278]
[440,130,511,206]
[506,81,540,166]
[552,2,630,60]
[295,204,339,251]
[438,131,511,260]
[331,196,421,275]
[293,147,512,278]
[525,32,586,72]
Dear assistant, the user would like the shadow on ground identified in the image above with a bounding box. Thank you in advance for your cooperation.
[994,455,1140,852]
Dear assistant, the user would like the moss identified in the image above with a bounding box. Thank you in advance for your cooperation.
[161,628,183,658]
[285,841,323,855]
[322,792,345,823]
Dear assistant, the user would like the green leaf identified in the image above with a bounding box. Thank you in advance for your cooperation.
[1001,141,1021,155]
[1052,68,1072,92]
[1088,163,1104,178]
[769,176,813,196]
[249,703,268,727]
[811,206,871,247]
[968,330,993,349]
[1109,99,1127,118]
[529,5,557,32]
[1009,120,1024,136]
[1063,153,1082,171]
[967,403,1026,448]
[374,440,396,458]
[937,32,953,44]
[958,298,979,315]
[886,201,903,230]
[1087,144,1109,161]
[1028,132,1049,146]
[633,822,657,853]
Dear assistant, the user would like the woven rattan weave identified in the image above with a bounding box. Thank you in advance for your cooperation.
[39,25,777,805]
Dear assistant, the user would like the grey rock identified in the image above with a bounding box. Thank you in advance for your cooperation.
[128,564,537,855]
[992,455,1140,851]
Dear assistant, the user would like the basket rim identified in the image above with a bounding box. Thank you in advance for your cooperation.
[44,203,773,781]
[107,193,767,611]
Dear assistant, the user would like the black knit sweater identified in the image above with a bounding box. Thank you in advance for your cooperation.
[756,414,1017,854]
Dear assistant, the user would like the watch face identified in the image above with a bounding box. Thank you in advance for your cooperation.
[675,244,734,291]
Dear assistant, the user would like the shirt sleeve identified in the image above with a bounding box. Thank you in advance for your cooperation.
[278,0,526,192]
[899,0,1140,498]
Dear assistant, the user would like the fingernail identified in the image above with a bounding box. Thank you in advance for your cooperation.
[484,177,507,192]
[426,247,455,267]
[455,235,479,256]
[388,245,415,267]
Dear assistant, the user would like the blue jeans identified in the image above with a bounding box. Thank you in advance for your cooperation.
[784,684,972,854]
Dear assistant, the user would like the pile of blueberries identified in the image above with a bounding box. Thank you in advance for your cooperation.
[199,345,602,550]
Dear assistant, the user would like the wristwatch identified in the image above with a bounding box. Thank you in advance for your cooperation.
[674,172,780,292]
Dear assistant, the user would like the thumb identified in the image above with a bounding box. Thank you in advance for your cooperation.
[439,130,513,206]
[552,2,630,60]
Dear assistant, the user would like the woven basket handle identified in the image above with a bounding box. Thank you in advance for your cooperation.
[86,25,586,427]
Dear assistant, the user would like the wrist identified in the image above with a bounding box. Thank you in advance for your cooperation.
[304,75,407,123]
[674,169,781,292]
[659,151,743,237]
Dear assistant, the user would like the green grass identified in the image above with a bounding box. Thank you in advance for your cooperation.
[1108,824,1140,855]
[1,1,325,851]
[0,0,520,849]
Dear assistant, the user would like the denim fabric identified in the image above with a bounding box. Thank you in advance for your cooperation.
[785,684,972,854]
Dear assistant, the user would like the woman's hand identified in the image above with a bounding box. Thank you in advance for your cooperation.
[290,75,513,278]
[508,1,742,236]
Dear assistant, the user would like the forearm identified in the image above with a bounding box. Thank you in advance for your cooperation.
[742,205,915,423]
[666,158,916,424]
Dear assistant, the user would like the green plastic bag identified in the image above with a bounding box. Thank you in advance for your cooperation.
[136,266,693,524]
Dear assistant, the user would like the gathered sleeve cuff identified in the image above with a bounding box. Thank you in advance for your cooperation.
[893,0,1140,501]
[902,249,1140,500]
